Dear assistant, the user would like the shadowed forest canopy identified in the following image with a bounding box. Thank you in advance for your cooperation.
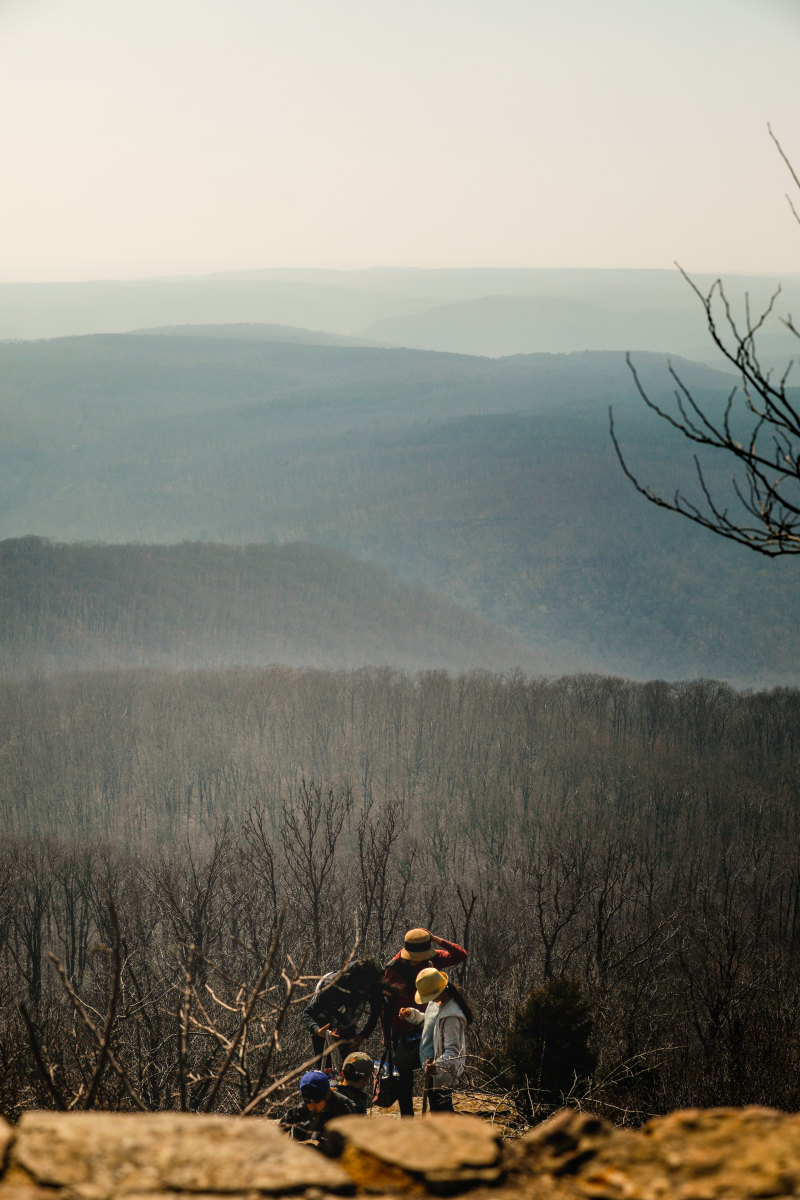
[3,665,800,1117]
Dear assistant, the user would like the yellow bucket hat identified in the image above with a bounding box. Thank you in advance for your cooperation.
[415,967,448,1005]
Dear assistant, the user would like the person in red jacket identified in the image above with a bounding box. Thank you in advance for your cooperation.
[381,928,467,1116]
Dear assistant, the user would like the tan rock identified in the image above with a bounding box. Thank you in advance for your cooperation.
[10,1105,800,1200]
[0,1120,13,1165]
[520,1106,800,1200]
[522,1109,614,1165]
[0,1189,71,1200]
[11,1113,352,1200]
[641,1106,800,1200]
[326,1112,503,1192]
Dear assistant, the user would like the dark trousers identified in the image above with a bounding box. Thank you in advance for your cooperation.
[395,1064,416,1116]
[390,1035,419,1116]
[428,1086,454,1112]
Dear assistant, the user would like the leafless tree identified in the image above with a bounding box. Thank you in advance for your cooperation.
[6,670,800,1118]
[280,779,353,965]
[611,126,800,555]
[355,795,415,963]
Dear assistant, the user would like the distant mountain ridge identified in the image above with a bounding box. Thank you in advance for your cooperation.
[361,294,722,358]
[2,328,798,686]
[132,322,388,348]
[4,267,799,358]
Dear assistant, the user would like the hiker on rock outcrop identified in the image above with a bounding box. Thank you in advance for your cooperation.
[301,960,382,1067]
[279,1069,356,1148]
[382,928,467,1117]
[400,966,472,1112]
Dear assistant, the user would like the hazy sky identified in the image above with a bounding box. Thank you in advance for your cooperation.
[1,0,799,281]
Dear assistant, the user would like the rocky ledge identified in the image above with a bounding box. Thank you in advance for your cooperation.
[2,1106,800,1200]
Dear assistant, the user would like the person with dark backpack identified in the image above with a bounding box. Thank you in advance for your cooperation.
[381,928,467,1117]
[301,960,382,1067]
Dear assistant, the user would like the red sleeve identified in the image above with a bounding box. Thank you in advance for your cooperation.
[434,939,467,968]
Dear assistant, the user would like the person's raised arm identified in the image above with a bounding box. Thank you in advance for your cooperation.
[431,935,467,967]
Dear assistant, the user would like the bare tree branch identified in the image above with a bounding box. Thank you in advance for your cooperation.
[200,899,287,1112]
[611,129,800,555]
[84,899,121,1108]
[177,944,195,1112]
[48,951,148,1111]
[18,1002,68,1110]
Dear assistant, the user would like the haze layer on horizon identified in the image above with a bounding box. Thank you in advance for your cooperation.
[1,0,799,284]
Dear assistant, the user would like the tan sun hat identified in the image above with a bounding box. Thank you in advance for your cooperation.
[400,928,436,963]
[415,967,448,1005]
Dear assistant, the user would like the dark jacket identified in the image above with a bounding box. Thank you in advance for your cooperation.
[301,971,381,1042]
[381,938,468,1040]
[280,1088,356,1143]
[333,1081,370,1114]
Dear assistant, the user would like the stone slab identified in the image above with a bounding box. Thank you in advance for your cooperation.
[519,1105,800,1199]
[326,1113,503,1192]
[11,1113,352,1200]
[12,1105,800,1200]
[0,1189,73,1200]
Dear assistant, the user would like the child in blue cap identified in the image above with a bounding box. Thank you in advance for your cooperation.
[279,1069,356,1146]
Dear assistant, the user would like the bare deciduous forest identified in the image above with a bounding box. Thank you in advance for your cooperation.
[3,666,800,1122]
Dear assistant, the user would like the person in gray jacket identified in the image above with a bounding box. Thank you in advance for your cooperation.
[399,966,473,1112]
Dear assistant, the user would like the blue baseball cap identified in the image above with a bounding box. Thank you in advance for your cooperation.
[299,1070,331,1100]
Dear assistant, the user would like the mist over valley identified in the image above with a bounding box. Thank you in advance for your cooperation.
[5,267,800,365]
[2,321,798,686]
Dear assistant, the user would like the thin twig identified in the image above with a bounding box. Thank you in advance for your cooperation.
[242,950,313,1114]
[84,899,122,1108]
[201,899,287,1112]
[178,944,195,1112]
[18,1002,67,1110]
[48,952,148,1111]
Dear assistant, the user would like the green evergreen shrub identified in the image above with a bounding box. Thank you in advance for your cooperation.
[500,977,596,1115]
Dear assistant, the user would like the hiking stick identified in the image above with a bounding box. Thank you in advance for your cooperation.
[316,1023,334,1071]
[422,1059,432,1115]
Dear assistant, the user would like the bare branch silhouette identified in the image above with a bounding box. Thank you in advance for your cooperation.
[18,1002,67,1111]
[611,128,800,555]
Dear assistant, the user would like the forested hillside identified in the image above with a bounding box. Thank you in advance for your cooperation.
[3,328,799,1116]
[0,538,545,677]
[1,331,797,684]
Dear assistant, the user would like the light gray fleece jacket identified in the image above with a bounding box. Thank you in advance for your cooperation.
[405,998,467,1088]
